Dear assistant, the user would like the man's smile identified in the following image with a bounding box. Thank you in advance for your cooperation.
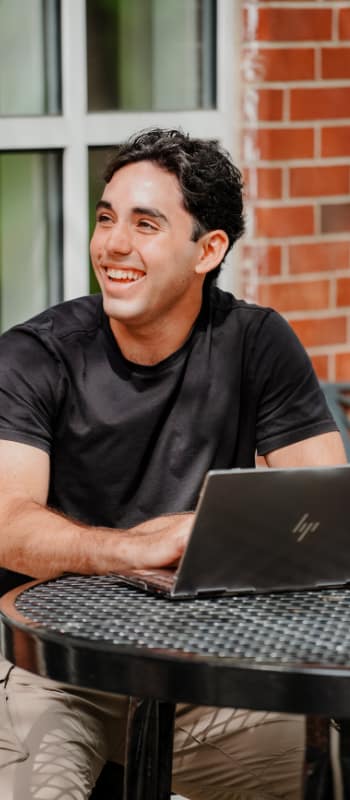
[104,267,146,284]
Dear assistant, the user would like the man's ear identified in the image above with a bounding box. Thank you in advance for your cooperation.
[194,230,229,276]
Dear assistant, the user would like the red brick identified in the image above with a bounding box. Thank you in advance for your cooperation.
[336,353,350,381]
[321,126,350,158]
[242,244,282,276]
[289,316,347,348]
[310,354,329,381]
[321,203,350,234]
[257,89,284,122]
[242,168,249,194]
[289,165,350,198]
[245,167,283,199]
[252,128,314,161]
[322,48,350,80]
[340,8,350,41]
[242,7,249,41]
[337,278,350,307]
[289,241,350,274]
[258,279,329,312]
[291,88,350,121]
[255,205,314,237]
[259,48,315,82]
[258,167,283,199]
[251,8,332,42]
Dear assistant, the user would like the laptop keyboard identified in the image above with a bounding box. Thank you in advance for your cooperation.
[112,568,176,592]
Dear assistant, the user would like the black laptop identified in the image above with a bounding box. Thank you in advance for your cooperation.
[114,465,350,599]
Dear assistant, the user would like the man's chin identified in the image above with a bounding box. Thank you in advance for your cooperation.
[102,294,145,324]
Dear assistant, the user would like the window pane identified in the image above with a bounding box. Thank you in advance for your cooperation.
[0,0,61,116]
[87,0,216,111]
[0,152,62,331]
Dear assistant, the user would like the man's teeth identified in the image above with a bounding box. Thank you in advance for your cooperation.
[106,268,144,281]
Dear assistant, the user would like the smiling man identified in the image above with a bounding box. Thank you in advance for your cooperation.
[0,128,345,799]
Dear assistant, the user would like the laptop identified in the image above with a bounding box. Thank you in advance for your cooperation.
[114,465,350,599]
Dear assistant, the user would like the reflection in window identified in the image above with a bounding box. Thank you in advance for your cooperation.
[87,0,216,111]
[0,152,62,331]
[0,0,61,116]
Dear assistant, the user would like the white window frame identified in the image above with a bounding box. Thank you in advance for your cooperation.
[0,0,239,300]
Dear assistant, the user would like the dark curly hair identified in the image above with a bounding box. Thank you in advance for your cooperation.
[103,128,245,286]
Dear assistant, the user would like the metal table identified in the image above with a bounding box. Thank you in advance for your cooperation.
[2,574,350,798]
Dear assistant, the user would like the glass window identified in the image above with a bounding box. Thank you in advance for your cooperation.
[0,0,233,317]
[87,0,216,111]
[0,0,61,116]
[0,152,62,331]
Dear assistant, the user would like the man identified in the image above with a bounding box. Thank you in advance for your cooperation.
[0,128,345,799]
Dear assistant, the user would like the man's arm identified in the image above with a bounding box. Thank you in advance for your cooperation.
[0,440,193,580]
[265,431,347,468]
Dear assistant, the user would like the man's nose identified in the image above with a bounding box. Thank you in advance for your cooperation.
[106,222,132,254]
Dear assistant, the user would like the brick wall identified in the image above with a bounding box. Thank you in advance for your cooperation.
[241,0,350,381]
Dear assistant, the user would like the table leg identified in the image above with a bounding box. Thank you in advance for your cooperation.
[304,716,333,799]
[337,719,350,799]
[124,697,176,800]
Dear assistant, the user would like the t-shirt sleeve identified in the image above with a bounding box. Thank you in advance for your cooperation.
[0,326,61,453]
[252,310,338,456]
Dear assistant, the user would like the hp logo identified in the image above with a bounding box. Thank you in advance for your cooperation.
[292,513,320,542]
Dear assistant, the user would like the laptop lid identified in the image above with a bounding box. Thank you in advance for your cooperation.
[114,465,350,598]
[171,465,350,597]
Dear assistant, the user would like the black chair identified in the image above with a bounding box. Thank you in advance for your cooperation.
[321,381,350,461]
[303,381,350,798]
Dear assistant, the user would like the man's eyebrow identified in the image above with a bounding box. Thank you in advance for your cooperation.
[133,206,169,225]
[96,200,113,212]
[95,201,169,225]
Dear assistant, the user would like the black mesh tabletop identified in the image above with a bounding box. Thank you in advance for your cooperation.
[2,574,350,716]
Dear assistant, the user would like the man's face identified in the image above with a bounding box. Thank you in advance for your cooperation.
[90,160,206,331]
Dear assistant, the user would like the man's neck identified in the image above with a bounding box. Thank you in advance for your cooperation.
[109,306,201,366]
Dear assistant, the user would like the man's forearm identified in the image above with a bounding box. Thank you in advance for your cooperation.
[0,496,192,579]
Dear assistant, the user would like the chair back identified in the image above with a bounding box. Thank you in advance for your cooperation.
[321,381,350,461]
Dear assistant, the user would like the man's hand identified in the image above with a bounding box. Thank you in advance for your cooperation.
[115,513,194,570]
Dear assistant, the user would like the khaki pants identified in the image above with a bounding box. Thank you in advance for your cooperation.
[0,654,305,799]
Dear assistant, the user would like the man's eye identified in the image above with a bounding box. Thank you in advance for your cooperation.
[97,213,112,224]
[137,220,157,231]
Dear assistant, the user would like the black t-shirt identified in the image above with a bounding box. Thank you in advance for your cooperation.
[0,287,336,531]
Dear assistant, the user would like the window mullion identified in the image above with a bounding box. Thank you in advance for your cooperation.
[0,117,67,150]
[86,110,227,146]
[61,0,89,300]
[216,0,240,295]
[216,0,236,154]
